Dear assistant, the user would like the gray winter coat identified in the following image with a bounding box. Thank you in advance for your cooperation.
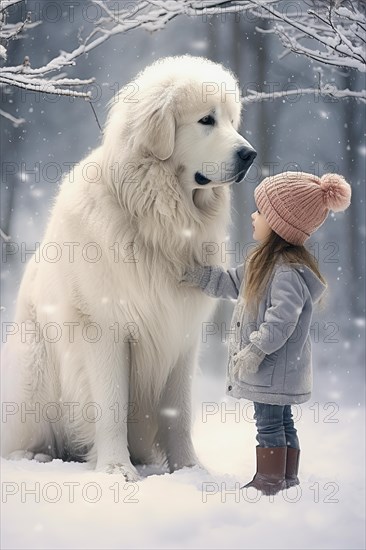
[181,260,327,405]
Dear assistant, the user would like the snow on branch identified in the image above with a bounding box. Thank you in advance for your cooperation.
[243,83,366,104]
[141,0,366,101]
[0,0,94,112]
[245,0,366,102]
[0,0,191,124]
[0,0,23,12]
[250,0,366,73]
[90,0,365,101]
[1,0,365,125]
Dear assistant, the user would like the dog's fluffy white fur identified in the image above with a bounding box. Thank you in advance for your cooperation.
[1,55,254,480]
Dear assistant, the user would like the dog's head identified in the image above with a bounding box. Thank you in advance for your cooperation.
[104,55,256,193]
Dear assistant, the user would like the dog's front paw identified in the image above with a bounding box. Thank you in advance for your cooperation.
[34,453,53,463]
[97,461,141,481]
[8,450,35,461]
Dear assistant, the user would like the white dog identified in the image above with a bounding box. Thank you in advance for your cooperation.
[1,55,256,480]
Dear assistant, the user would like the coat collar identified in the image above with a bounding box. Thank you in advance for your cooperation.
[275,261,328,304]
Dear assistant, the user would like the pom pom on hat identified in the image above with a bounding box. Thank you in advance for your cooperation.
[320,173,352,212]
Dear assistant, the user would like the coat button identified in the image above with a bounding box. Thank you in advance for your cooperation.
[237,321,240,327]
[228,385,232,391]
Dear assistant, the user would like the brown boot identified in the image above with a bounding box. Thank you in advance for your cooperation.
[241,445,287,496]
[285,446,300,488]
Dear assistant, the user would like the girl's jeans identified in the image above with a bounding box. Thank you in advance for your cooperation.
[253,402,300,449]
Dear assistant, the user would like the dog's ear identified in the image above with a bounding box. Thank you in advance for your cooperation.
[131,87,176,161]
[146,106,175,161]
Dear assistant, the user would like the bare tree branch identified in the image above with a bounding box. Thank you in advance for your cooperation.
[0,0,23,13]
[0,0,365,125]
[0,227,11,241]
[243,84,366,104]
[0,106,24,125]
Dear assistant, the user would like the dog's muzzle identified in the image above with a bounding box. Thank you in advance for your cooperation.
[194,146,257,186]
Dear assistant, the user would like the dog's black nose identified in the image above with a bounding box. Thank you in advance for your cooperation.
[235,146,257,182]
[237,146,257,165]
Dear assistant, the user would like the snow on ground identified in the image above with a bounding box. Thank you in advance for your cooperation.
[1,371,365,550]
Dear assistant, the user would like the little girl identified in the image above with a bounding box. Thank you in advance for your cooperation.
[180,171,352,496]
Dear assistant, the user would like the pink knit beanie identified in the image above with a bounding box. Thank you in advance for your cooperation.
[254,171,352,245]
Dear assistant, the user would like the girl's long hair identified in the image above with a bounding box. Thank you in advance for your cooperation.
[241,230,328,315]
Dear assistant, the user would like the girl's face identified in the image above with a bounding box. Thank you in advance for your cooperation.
[251,207,272,241]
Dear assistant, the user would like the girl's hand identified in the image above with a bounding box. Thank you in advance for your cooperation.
[232,342,266,380]
[178,265,206,287]
[178,263,242,300]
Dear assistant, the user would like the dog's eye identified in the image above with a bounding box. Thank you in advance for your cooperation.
[198,115,215,126]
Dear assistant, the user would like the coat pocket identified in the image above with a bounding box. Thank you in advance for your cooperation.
[235,354,277,387]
